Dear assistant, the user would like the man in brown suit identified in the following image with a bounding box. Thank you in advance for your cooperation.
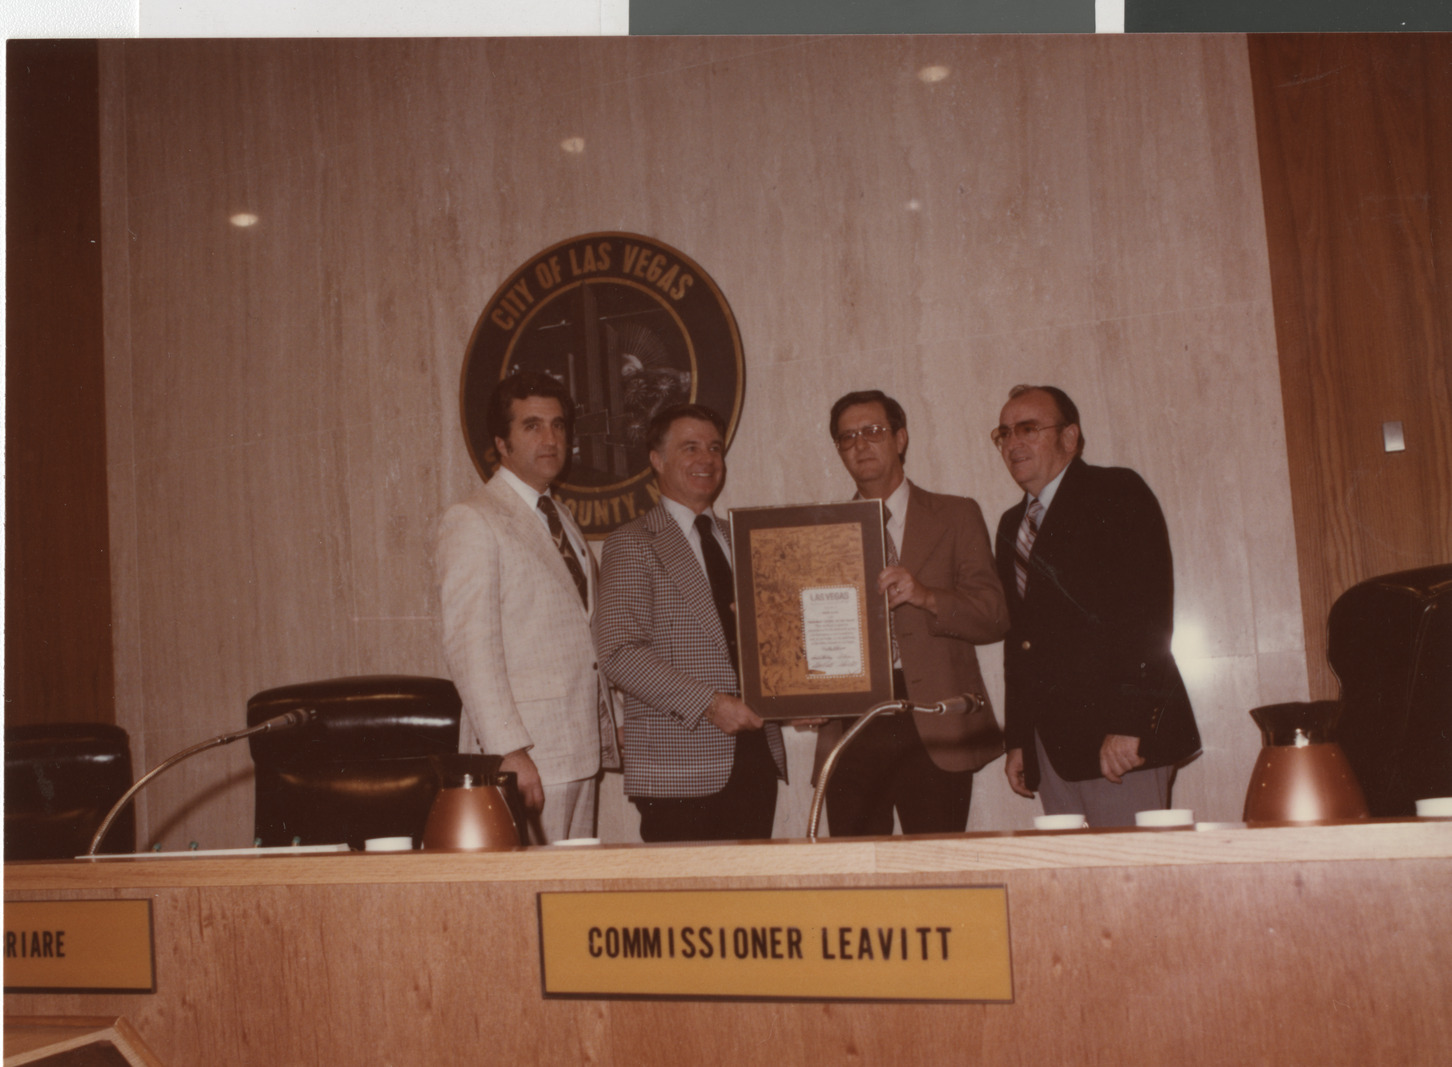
[814,390,1009,836]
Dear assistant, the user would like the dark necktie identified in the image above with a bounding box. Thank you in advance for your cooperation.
[884,506,901,667]
[538,495,589,610]
[695,513,739,672]
[1014,498,1044,599]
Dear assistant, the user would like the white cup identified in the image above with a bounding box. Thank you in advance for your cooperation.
[1033,814,1088,830]
[363,836,415,852]
[1135,808,1194,828]
[1415,797,1452,818]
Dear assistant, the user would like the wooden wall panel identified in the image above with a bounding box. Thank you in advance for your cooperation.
[1249,34,1452,699]
[5,41,115,728]
[92,36,1296,848]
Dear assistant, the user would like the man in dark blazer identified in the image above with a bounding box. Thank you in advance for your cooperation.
[993,384,1200,827]
[596,404,786,842]
[813,390,1009,836]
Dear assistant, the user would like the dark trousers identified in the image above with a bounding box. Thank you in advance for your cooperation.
[634,731,778,843]
[824,712,973,837]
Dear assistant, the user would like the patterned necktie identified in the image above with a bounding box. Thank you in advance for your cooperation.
[538,495,589,610]
[1014,498,1044,598]
[695,513,739,672]
[884,506,901,667]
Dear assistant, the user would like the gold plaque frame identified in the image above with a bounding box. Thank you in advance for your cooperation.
[729,501,892,719]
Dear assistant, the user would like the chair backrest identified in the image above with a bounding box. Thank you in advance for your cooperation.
[247,675,462,848]
[1327,564,1452,816]
[5,722,135,860]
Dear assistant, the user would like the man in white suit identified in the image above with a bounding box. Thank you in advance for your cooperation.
[436,371,618,844]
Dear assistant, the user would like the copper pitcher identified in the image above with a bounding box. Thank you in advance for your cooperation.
[1243,701,1369,823]
[422,754,522,851]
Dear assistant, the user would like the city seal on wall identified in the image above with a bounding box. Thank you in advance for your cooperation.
[461,232,745,539]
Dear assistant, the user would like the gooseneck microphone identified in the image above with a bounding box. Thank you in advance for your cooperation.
[86,708,316,857]
[807,694,985,841]
[929,694,978,716]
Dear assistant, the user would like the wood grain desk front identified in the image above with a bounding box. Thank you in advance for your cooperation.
[6,821,1450,1065]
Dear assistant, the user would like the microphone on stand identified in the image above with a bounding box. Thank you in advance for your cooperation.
[807,694,984,841]
[86,708,316,857]
[248,709,315,733]
[929,694,978,716]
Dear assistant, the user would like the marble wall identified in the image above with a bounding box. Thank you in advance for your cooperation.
[98,34,1305,849]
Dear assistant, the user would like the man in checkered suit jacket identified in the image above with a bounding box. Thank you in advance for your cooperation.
[596,404,786,842]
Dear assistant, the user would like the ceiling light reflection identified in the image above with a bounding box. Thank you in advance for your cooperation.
[918,65,950,84]
[561,137,586,155]
[229,213,259,228]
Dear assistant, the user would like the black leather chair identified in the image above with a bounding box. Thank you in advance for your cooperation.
[5,723,136,860]
[247,675,462,849]
[1328,564,1452,816]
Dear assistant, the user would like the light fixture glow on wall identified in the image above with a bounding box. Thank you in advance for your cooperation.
[918,65,950,84]
[1170,618,1213,685]
[230,213,259,227]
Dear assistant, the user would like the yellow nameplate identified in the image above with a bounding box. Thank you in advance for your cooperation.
[538,886,1011,1002]
[4,899,155,993]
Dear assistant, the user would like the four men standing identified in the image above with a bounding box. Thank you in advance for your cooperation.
[435,373,1198,842]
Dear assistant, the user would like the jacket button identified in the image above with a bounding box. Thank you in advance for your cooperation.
[1021,640,1032,651]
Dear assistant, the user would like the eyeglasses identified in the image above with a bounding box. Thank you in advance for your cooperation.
[990,421,1067,448]
[835,424,893,450]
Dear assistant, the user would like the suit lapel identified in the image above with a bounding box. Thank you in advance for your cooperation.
[1022,458,1090,612]
[485,476,587,613]
[899,482,947,575]
[1028,457,1084,558]
[646,505,729,659]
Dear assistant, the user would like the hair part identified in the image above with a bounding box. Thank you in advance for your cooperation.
[829,389,909,463]
[487,371,575,447]
[646,403,727,453]
[1007,384,1084,455]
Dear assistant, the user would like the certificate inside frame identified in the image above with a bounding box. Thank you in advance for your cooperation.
[729,501,892,719]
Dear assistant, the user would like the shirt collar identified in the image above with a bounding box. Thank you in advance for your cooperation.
[661,493,717,540]
[495,464,547,511]
[1031,462,1071,513]
[883,477,911,522]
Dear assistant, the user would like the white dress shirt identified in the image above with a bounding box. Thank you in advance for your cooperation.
[1025,461,1071,517]
[660,494,731,574]
[494,464,587,560]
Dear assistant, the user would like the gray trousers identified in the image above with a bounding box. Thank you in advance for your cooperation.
[1035,732,1172,828]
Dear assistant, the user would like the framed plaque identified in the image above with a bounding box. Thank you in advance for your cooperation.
[729,501,892,719]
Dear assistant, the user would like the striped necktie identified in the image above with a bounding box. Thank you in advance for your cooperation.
[1014,498,1044,599]
[537,495,589,610]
